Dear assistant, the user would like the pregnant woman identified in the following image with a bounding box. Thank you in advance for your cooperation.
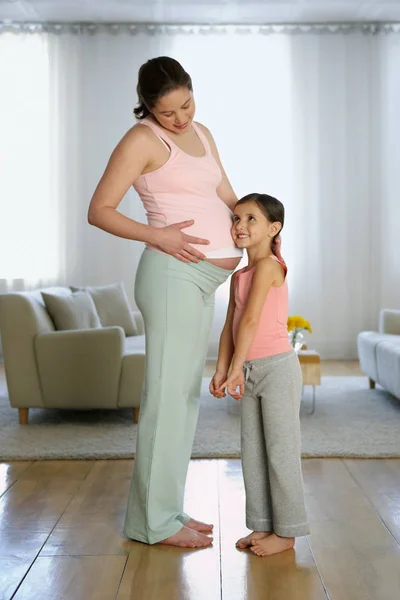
[88,56,242,548]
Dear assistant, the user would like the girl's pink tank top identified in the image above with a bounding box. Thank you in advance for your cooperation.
[133,118,241,257]
[232,255,292,360]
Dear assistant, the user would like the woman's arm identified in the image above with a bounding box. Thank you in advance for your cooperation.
[88,125,210,262]
[230,259,278,372]
[88,125,156,242]
[197,123,238,211]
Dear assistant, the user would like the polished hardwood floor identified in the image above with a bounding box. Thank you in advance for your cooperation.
[1,361,400,600]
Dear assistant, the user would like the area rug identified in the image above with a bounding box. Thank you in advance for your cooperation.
[0,377,399,460]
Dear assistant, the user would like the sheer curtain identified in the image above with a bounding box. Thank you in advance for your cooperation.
[172,29,400,358]
[0,30,173,296]
[0,33,55,289]
[1,26,399,358]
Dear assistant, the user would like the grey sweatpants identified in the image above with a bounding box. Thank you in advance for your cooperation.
[241,350,310,537]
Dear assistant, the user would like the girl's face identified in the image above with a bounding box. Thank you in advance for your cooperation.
[152,87,195,134]
[232,201,281,250]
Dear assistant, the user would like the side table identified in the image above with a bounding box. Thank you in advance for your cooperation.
[297,350,321,414]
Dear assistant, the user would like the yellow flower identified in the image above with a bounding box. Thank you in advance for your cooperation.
[287,315,312,334]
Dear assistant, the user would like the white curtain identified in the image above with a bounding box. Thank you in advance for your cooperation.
[1,26,399,358]
[0,30,173,298]
[0,33,55,288]
[170,29,400,358]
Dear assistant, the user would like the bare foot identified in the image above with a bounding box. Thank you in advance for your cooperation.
[159,526,213,548]
[236,531,271,549]
[250,533,295,557]
[186,518,214,533]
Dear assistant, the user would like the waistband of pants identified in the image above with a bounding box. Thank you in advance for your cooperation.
[143,248,234,284]
[243,350,296,381]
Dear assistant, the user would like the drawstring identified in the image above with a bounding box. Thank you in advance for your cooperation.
[244,361,252,382]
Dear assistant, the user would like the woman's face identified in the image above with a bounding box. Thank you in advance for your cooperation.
[152,87,196,134]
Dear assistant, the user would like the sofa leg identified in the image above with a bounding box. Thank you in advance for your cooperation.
[369,378,376,389]
[18,408,29,425]
[133,408,140,424]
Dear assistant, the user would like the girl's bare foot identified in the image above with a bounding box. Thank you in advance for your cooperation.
[186,518,214,533]
[250,533,295,556]
[159,526,213,548]
[236,531,271,549]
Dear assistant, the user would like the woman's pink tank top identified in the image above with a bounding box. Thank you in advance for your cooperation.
[232,255,292,360]
[133,119,241,257]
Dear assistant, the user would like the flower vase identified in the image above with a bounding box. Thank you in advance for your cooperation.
[290,329,305,352]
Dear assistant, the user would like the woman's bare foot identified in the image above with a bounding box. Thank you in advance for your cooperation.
[159,526,213,548]
[236,531,271,549]
[250,533,295,557]
[186,518,214,533]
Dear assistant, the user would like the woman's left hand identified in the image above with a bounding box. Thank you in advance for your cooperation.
[218,368,245,401]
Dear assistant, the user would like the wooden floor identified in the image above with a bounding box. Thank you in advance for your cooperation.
[2,360,400,600]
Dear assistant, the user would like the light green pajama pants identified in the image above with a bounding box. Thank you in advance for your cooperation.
[123,249,233,544]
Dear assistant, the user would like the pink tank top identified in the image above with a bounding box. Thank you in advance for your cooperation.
[134,119,242,258]
[232,256,292,360]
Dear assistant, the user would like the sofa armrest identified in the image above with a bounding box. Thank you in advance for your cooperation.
[34,327,125,409]
[379,309,400,335]
[0,293,54,408]
[131,310,145,336]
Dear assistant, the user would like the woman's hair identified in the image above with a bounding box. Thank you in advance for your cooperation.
[134,56,193,120]
[236,193,285,259]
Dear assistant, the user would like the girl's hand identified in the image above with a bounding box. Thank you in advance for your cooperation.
[210,371,228,398]
[154,221,210,263]
[218,368,245,401]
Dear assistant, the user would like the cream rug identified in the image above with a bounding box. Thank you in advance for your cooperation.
[0,377,399,460]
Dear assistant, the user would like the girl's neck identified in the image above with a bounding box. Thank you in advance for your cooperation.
[245,246,273,269]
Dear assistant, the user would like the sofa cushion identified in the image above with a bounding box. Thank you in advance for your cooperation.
[41,291,102,331]
[72,282,137,337]
[357,331,388,384]
[125,334,145,354]
[376,338,400,400]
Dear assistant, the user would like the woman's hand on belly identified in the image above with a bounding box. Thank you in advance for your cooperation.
[151,220,210,263]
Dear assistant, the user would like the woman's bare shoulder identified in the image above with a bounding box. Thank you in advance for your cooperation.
[195,122,219,155]
[122,121,154,144]
[112,121,158,158]
[195,121,213,138]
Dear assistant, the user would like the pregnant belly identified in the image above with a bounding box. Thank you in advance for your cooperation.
[206,256,241,270]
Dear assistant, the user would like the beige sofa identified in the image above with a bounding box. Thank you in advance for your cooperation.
[0,285,146,424]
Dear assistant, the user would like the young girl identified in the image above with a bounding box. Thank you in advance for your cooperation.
[210,193,310,557]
